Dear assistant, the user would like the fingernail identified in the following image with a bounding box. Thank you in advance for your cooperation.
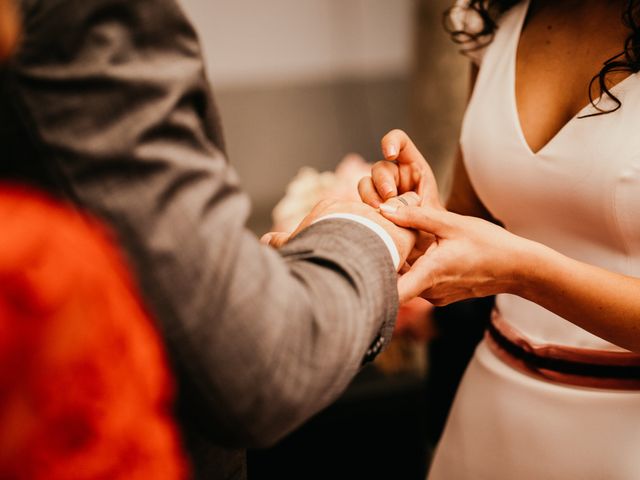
[384,145,398,158]
[260,233,273,245]
[379,203,398,214]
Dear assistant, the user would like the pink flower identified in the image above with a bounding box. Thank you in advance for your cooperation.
[271,154,372,232]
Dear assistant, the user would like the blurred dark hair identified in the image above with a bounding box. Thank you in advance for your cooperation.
[444,0,640,116]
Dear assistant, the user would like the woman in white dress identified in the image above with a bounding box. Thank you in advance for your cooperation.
[360,0,640,478]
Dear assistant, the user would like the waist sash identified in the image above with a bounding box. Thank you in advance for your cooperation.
[486,311,640,390]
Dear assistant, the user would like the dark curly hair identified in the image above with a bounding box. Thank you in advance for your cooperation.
[444,0,640,117]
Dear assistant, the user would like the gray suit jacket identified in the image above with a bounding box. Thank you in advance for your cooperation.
[0,1,398,478]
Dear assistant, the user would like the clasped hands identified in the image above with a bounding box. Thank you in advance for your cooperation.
[264,130,529,305]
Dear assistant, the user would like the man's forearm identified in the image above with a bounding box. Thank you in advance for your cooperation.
[4,0,399,447]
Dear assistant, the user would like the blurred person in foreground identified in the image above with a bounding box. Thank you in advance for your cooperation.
[359,0,640,478]
[2,13,187,477]
[0,0,422,478]
[0,188,188,479]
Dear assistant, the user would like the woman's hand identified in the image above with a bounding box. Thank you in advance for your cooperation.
[380,202,534,305]
[358,129,442,210]
[361,129,526,304]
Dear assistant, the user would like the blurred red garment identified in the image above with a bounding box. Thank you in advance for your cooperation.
[394,298,435,342]
[0,185,188,480]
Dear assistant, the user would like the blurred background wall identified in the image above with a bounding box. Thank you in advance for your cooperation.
[179,0,468,234]
[410,0,468,187]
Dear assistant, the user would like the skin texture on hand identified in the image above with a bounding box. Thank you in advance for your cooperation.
[379,203,531,304]
[360,130,527,305]
[262,196,420,271]
[367,131,640,353]
[358,129,442,211]
[363,129,530,305]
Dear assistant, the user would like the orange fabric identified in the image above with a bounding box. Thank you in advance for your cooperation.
[0,185,188,479]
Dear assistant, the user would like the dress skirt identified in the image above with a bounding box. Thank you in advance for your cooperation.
[427,340,640,480]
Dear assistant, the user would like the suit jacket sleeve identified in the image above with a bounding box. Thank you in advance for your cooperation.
[4,0,399,447]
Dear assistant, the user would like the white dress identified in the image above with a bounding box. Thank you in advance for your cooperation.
[428,1,640,478]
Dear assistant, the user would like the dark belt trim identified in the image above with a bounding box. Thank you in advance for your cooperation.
[487,321,640,380]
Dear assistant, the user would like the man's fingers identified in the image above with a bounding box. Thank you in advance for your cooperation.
[397,256,434,304]
[398,162,416,194]
[260,231,291,249]
[381,129,425,165]
[406,231,436,265]
[371,160,399,200]
[378,191,421,214]
[270,232,292,248]
[260,233,274,245]
[398,272,424,304]
[381,129,441,209]
[358,176,384,208]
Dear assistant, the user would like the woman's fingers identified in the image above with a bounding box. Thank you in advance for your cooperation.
[379,203,450,237]
[358,176,385,208]
[376,193,450,304]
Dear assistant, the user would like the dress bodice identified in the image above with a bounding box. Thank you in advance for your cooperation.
[461,0,640,351]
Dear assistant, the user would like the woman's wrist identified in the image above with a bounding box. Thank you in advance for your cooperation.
[505,235,556,299]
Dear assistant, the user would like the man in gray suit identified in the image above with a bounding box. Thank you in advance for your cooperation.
[0,0,417,478]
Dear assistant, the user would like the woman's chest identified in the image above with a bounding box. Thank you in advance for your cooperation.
[515,0,630,155]
[461,74,640,269]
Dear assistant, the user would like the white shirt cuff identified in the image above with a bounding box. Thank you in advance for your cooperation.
[312,213,400,270]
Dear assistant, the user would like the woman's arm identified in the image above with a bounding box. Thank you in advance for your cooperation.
[517,241,640,353]
[365,58,640,351]
[379,197,640,353]
[363,60,639,353]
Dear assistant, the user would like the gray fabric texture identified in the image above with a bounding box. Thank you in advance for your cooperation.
[0,0,399,478]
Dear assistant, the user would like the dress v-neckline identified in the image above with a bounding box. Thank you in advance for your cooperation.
[510,0,635,157]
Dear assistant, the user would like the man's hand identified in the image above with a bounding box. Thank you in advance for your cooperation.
[358,129,442,211]
[261,193,421,271]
